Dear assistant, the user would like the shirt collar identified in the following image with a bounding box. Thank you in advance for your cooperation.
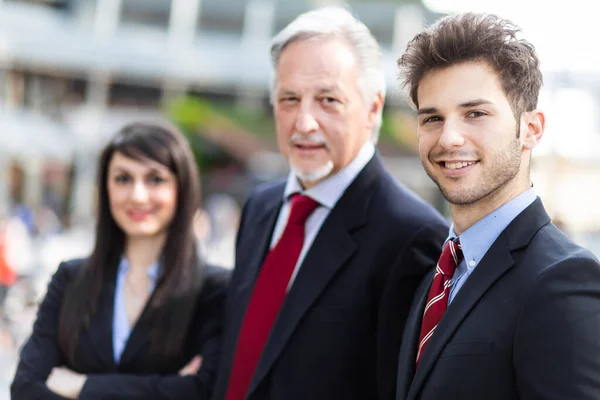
[117,256,161,283]
[282,140,375,208]
[447,187,537,273]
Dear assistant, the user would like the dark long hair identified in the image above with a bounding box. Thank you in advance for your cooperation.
[58,122,204,364]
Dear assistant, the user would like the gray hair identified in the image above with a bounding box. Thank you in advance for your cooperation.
[270,7,386,143]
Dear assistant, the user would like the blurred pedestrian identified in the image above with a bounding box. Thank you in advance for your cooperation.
[3,208,36,278]
[0,215,17,314]
[202,193,240,269]
[11,122,229,399]
[213,7,448,400]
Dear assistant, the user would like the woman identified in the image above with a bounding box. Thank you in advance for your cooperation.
[11,122,229,399]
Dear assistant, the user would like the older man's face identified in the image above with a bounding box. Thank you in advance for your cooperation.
[273,38,381,189]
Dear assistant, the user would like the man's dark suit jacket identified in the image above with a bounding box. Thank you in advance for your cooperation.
[396,198,600,400]
[212,155,449,400]
[11,259,229,400]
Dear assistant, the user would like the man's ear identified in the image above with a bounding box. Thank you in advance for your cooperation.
[367,92,384,129]
[520,109,545,150]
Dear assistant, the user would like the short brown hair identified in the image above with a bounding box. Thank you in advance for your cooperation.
[398,13,542,116]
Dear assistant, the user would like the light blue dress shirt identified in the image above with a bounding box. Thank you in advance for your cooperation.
[112,257,160,363]
[271,140,375,288]
[447,188,537,303]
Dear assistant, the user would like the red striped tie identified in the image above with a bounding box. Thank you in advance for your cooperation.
[415,239,462,368]
[225,194,319,400]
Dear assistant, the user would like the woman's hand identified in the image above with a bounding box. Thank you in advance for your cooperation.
[46,366,87,399]
[178,355,203,376]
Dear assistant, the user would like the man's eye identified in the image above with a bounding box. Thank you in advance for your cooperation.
[423,116,441,124]
[322,97,339,105]
[468,111,486,118]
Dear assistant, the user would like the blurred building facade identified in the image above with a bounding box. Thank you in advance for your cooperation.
[532,72,600,242]
[0,0,442,225]
[1,0,599,245]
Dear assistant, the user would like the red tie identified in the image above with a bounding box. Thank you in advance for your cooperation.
[415,239,463,368]
[225,194,319,400]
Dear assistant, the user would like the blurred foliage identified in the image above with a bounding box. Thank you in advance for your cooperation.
[381,109,419,153]
[165,96,240,171]
[380,111,401,143]
[166,96,274,137]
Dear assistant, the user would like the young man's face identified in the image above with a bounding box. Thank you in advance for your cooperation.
[416,60,537,209]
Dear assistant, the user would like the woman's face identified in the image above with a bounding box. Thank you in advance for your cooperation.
[107,152,178,240]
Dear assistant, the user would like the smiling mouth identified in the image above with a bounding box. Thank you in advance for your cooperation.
[127,211,153,220]
[439,161,478,170]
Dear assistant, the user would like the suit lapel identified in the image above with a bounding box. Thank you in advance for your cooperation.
[118,293,155,366]
[408,236,514,398]
[86,280,118,370]
[406,198,551,399]
[228,189,283,329]
[396,272,433,400]
[249,210,360,392]
[219,186,284,379]
[248,156,382,394]
[234,193,283,307]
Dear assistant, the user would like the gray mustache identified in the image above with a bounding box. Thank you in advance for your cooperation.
[289,133,329,146]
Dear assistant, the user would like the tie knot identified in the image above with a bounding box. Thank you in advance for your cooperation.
[438,239,463,276]
[288,194,319,225]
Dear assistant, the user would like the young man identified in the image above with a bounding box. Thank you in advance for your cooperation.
[395,13,600,400]
[212,7,448,400]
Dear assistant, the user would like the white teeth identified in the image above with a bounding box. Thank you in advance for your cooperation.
[444,161,475,170]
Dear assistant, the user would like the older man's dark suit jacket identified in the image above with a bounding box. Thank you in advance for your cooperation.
[212,154,449,400]
[396,198,600,400]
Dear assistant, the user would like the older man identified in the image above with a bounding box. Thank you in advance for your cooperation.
[213,8,447,400]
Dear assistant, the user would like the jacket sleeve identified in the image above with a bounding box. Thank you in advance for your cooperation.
[515,254,600,399]
[78,266,230,400]
[376,220,448,400]
[10,261,74,400]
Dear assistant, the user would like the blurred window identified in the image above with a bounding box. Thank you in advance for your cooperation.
[4,0,71,11]
[271,2,310,36]
[271,2,397,47]
[21,72,87,115]
[198,0,245,36]
[351,3,396,47]
[121,0,171,30]
[109,81,162,107]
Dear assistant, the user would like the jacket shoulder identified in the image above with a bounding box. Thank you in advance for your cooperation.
[57,257,87,279]
[372,172,447,229]
[247,179,286,202]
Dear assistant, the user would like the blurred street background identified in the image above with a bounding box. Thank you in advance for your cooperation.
[1,0,600,396]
